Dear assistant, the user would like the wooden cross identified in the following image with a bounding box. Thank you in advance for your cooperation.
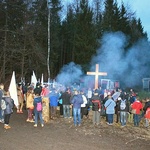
[87,64,107,89]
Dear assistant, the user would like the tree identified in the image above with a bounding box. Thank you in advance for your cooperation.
[71,0,98,68]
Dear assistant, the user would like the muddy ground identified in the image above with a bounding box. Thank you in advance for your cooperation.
[0,109,150,150]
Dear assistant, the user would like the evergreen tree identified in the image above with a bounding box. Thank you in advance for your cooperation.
[48,0,62,77]
[102,0,115,31]
[72,0,97,68]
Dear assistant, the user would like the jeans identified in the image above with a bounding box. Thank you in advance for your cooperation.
[63,105,70,118]
[107,114,114,124]
[34,111,44,125]
[133,114,140,126]
[145,118,149,127]
[0,109,4,122]
[120,111,127,126]
[73,108,81,126]
[4,114,11,125]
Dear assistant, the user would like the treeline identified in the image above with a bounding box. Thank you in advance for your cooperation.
[0,0,148,84]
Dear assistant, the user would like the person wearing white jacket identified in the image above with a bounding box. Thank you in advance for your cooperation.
[81,91,87,119]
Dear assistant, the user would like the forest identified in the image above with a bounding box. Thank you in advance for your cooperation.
[0,0,149,87]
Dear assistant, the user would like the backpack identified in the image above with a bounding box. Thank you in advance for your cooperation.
[36,102,42,111]
[92,100,100,111]
[1,99,6,110]
[120,99,126,110]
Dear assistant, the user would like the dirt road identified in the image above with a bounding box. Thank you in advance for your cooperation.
[0,110,150,150]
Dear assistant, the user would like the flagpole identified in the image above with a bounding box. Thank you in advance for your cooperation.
[47,0,51,81]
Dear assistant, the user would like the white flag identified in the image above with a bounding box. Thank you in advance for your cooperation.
[9,71,18,107]
[31,71,37,88]
[41,74,44,87]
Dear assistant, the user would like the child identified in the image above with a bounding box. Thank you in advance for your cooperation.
[33,93,44,127]
[3,91,14,129]
[26,87,34,122]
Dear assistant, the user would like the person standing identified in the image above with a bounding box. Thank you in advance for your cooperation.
[3,91,14,129]
[144,107,150,128]
[118,96,129,127]
[33,93,44,127]
[60,89,71,118]
[0,83,5,123]
[86,88,92,105]
[41,84,49,97]
[91,90,101,126]
[80,90,87,119]
[49,88,59,119]
[17,83,24,113]
[71,90,83,126]
[131,97,143,127]
[26,87,34,122]
[58,91,63,117]
[104,95,116,125]
[143,98,150,128]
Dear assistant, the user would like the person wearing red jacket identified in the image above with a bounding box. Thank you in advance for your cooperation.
[131,97,143,127]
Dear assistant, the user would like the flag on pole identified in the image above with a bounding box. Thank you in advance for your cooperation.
[41,73,44,87]
[9,71,18,107]
[31,71,37,88]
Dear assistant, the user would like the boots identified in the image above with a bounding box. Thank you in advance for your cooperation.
[4,124,11,129]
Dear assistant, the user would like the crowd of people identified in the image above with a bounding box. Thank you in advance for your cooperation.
[0,82,150,130]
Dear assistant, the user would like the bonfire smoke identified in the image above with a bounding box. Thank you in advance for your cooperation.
[56,62,83,86]
[91,32,150,88]
[56,32,150,88]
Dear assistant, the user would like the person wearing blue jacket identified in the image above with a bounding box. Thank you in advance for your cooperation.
[0,83,5,123]
[3,91,14,129]
[71,90,83,127]
[49,89,59,119]
[104,95,116,125]
[33,94,44,127]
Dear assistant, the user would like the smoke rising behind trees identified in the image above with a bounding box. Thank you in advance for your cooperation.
[56,32,150,88]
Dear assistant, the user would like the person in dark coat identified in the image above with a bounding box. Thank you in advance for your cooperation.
[118,95,129,127]
[59,89,71,118]
[143,98,150,114]
[91,90,101,126]
[3,91,14,129]
[34,82,42,96]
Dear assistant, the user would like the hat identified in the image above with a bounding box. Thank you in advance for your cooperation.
[94,89,99,93]
[18,82,22,86]
[118,97,121,100]
[108,92,111,95]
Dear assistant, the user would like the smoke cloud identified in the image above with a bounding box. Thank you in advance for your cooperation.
[56,62,83,86]
[91,32,150,88]
[56,32,150,89]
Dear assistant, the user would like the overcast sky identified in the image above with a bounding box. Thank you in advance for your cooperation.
[63,0,150,40]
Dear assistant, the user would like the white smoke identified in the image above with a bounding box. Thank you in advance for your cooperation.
[56,62,83,86]
[56,32,150,89]
[91,32,150,87]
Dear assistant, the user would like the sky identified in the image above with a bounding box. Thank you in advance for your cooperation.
[63,0,150,40]
[117,0,150,40]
